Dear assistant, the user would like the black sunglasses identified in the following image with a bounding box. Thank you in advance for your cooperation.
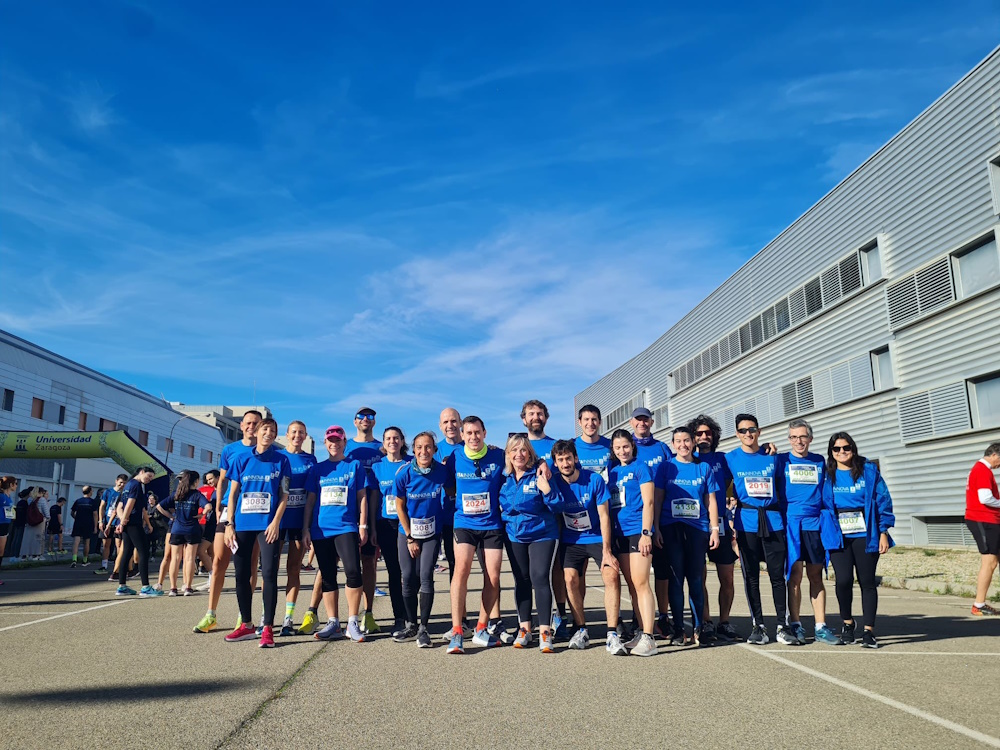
[832,445,853,453]
[473,458,483,478]
[736,427,760,435]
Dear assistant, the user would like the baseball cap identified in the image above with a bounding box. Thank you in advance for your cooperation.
[631,407,653,419]
[325,425,347,441]
[356,406,376,416]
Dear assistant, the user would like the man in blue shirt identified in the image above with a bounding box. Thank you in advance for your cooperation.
[114,466,160,597]
[96,474,127,576]
[728,413,793,645]
[345,406,383,635]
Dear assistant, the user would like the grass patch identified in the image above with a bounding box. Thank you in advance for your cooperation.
[922,549,937,557]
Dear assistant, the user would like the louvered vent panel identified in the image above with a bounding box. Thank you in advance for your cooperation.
[789,288,807,324]
[915,257,954,314]
[887,274,919,328]
[821,266,842,306]
[929,382,971,434]
[898,391,933,442]
[804,278,823,315]
[840,255,862,294]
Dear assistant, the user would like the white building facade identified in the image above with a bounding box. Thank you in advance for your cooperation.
[575,48,1000,547]
[0,330,225,500]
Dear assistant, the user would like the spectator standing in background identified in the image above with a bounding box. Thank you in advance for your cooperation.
[965,442,1000,616]
[47,497,65,555]
[26,488,49,560]
[9,488,31,561]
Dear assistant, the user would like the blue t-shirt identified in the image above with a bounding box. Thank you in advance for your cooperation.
[229,445,292,533]
[120,479,147,522]
[727,447,781,533]
[1,493,13,523]
[160,490,209,535]
[634,436,673,487]
[832,468,868,539]
[306,458,365,538]
[392,462,448,538]
[777,452,826,531]
[575,435,616,480]
[369,456,410,520]
[279,450,318,531]
[345,439,383,471]
[218,440,255,507]
[102,488,122,525]
[434,440,463,518]
[71,497,95,527]
[662,459,721,532]
[696,451,732,527]
[555,469,609,545]
[530,436,556,464]
[447,447,505,531]
[499,468,560,543]
[608,459,654,537]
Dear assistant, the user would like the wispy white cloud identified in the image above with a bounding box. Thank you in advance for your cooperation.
[69,83,116,133]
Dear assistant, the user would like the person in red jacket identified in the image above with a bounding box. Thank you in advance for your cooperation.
[965,442,1000,616]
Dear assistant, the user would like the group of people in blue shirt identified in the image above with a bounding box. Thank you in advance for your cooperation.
[176,399,895,653]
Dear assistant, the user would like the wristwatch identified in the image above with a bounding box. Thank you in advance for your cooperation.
[641,528,653,537]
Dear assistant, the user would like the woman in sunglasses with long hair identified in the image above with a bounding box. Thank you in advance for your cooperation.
[825,432,894,649]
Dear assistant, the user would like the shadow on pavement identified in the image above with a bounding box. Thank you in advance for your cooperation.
[3,677,263,705]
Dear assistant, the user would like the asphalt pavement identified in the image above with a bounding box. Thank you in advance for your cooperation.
[0,556,997,750]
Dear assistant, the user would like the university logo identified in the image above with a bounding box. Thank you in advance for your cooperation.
[15,434,28,453]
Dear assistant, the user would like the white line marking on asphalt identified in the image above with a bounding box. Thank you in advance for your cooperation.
[0,612,65,616]
[741,644,1000,747]
[0,601,132,633]
[767,650,1000,656]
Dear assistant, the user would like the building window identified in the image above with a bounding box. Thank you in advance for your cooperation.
[861,241,882,284]
[78,411,88,430]
[138,430,149,447]
[31,397,45,419]
[872,346,895,390]
[989,156,1000,215]
[970,372,1000,427]
[157,436,174,453]
[201,449,214,464]
[182,443,195,459]
[99,418,117,431]
[57,405,66,425]
[2,389,13,412]
[952,234,1000,299]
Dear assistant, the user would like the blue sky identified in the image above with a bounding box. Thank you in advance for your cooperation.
[2,2,998,445]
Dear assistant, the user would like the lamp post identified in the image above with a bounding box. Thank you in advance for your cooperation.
[165,414,198,465]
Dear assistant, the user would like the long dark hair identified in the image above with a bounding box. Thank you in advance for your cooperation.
[381,426,409,456]
[612,429,636,462]
[686,414,721,452]
[173,470,199,502]
[827,431,866,484]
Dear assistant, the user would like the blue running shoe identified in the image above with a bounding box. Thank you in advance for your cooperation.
[315,619,345,641]
[346,619,366,642]
[374,587,388,597]
[472,627,499,648]
[115,585,137,596]
[815,624,843,645]
[552,614,569,642]
[139,585,164,598]
[447,630,464,654]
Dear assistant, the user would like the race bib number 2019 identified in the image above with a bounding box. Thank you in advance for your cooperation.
[744,477,773,499]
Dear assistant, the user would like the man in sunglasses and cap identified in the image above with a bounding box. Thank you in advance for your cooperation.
[345,407,384,635]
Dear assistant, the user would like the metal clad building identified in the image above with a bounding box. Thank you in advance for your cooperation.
[575,47,1000,546]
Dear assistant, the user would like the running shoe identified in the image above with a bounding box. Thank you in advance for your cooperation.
[971,603,1000,616]
[488,621,515,645]
[447,630,464,654]
[539,630,555,653]
[416,626,432,648]
[259,625,275,648]
[791,623,808,645]
[225,623,258,642]
[815,624,843,645]
[861,630,879,649]
[139,585,164,598]
[94,568,108,575]
[81,561,90,568]
[840,621,856,645]
[115,585,137,596]
[347,619,366,642]
[107,574,118,582]
[462,621,474,639]
[280,617,296,637]
[168,588,178,597]
[182,587,195,596]
[300,564,316,572]
[193,613,217,633]
[746,625,769,645]
[568,627,589,650]
[70,562,77,568]
[717,622,740,642]
[195,579,212,592]
[630,633,657,657]
[623,631,642,650]
[616,621,634,643]
[513,627,532,649]
[315,620,345,641]
[393,623,419,642]
[700,620,718,644]
[434,564,448,574]
[153,584,164,593]
[472,627,499,648]
[374,587,388,597]
[606,631,627,656]
[776,625,798,645]
[552,615,570,642]
[654,614,670,639]
[297,611,318,635]
[362,611,380,634]
[667,629,686,646]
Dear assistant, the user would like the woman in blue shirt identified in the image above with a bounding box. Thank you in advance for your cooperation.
[498,434,560,652]
[392,431,448,648]
[0,475,17,584]
[156,470,208,596]
[368,426,410,639]
[825,432,894,649]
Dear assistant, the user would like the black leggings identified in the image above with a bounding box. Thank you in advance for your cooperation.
[398,533,439,627]
[442,522,456,582]
[736,529,787,627]
[506,538,557,627]
[233,530,281,626]
[118,523,150,587]
[377,517,405,624]
[313,532,362,591]
[830,536,880,628]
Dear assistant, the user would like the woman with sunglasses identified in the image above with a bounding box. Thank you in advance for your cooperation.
[825,432,894,649]
[498,434,561,652]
